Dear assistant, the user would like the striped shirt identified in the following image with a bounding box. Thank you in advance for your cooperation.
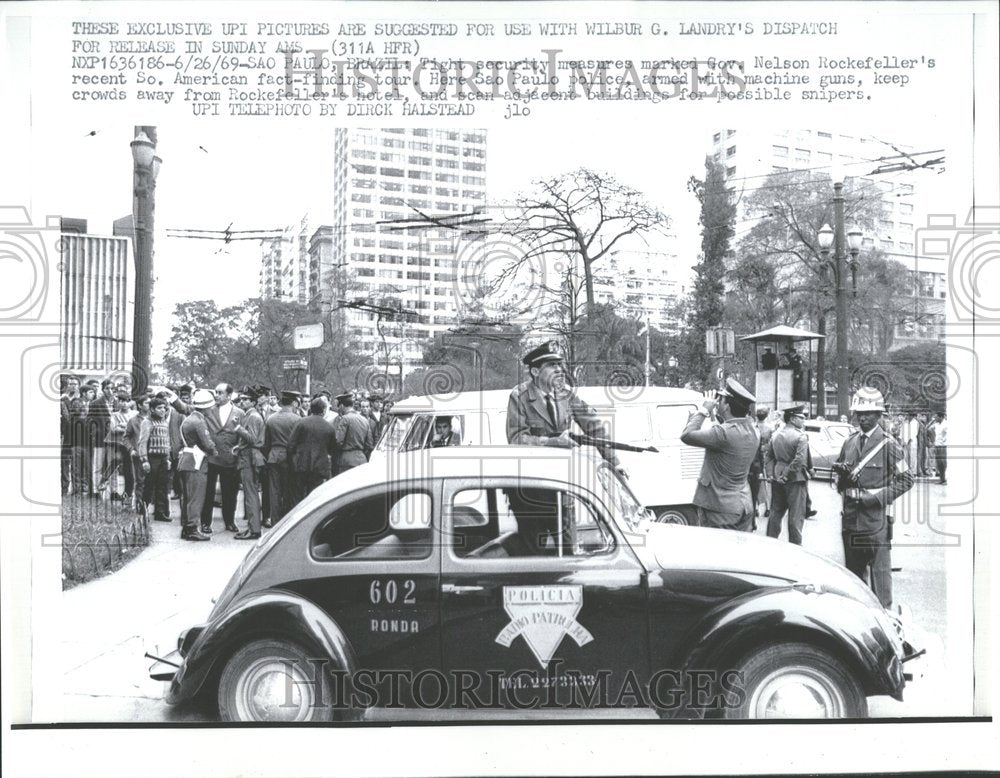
[138,418,171,459]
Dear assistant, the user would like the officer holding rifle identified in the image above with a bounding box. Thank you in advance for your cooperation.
[833,387,914,607]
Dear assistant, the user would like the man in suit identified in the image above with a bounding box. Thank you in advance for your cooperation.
[765,404,810,545]
[835,387,914,607]
[233,388,266,540]
[200,383,244,533]
[61,374,80,495]
[680,377,760,532]
[289,396,338,497]
[333,393,373,475]
[167,384,192,499]
[263,390,301,525]
[177,389,217,541]
[747,407,773,521]
[368,394,388,444]
[506,341,623,471]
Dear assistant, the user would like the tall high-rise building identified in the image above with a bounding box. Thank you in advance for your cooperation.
[59,218,134,378]
[710,128,945,350]
[593,249,690,335]
[258,215,313,304]
[329,128,488,372]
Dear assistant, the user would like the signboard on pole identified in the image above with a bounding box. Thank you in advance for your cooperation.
[282,356,308,372]
[705,327,736,357]
[293,323,324,350]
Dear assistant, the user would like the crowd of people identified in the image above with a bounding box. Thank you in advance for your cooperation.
[60,376,394,541]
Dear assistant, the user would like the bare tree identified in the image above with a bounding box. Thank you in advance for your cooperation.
[499,168,670,315]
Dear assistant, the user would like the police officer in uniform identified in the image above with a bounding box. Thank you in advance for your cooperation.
[835,387,914,607]
[333,393,372,475]
[506,341,623,472]
[233,388,266,540]
[263,390,301,525]
[680,378,759,532]
[765,404,810,545]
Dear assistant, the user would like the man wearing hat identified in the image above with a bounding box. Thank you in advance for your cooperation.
[368,394,388,442]
[233,388,266,540]
[506,341,622,470]
[263,390,302,524]
[333,393,372,475]
[834,387,914,607]
[764,404,810,545]
[680,377,760,532]
[176,389,217,541]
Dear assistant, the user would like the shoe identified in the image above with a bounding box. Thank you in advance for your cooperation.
[234,530,261,540]
[262,519,273,529]
[154,516,172,522]
[225,523,238,532]
[806,509,817,517]
[200,525,213,534]
[181,529,211,541]
[939,480,947,485]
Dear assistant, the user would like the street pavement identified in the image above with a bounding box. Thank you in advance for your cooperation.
[56,476,959,723]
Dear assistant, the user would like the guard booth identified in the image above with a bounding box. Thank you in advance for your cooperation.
[741,325,825,414]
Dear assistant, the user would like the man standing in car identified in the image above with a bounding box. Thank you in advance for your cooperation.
[680,378,759,532]
[506,342,623,472]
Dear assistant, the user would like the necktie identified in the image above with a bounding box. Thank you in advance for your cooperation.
[860,434,868,449]
[545,394,559,430]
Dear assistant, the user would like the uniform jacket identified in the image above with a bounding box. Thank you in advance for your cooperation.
[681,412,759,514]
[167,406,188,458]
[264,410,300,465]
[765,425,810,482]
[835,424,914,534]
[177,412,217,474]
[202,403,244,468]
[334,410,373,469]
[288,415,337,477]
[234,408,266,469]
[506,380,620,467]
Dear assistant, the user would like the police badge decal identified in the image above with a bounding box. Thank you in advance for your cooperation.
[495,585,595,668]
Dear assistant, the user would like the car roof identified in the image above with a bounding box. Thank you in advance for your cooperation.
[388,385,705,414]
[293,446,610,512]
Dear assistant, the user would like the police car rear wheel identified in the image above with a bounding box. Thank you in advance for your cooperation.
[728,642,867,719]
[654,506,697,526]
[218,639,333,722]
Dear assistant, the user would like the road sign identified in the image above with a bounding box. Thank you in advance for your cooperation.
[282,356,308,371]
[293,323,324,350]
[705,327,735,357]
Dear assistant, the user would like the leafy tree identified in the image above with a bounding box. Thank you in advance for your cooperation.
[162,300,234,385]
[851,341,946,411]
[680,157,735,389]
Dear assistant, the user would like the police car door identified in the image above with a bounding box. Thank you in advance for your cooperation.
[439,476,650,712]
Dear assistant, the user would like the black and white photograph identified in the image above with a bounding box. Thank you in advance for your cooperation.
[1,1,997,776]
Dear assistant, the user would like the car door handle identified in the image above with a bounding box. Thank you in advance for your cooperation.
[442,584,485,595]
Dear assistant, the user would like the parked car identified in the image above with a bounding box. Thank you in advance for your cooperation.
[150,446,925,722]
[804,420,856,479]
[370,387,708,525]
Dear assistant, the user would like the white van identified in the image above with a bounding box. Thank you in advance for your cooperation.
[371,386,707,524]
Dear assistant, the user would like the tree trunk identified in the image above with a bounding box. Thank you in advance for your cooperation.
[582,257,596,314]
[816,315,827,417]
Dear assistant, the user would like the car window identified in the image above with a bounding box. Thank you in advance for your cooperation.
[311,488,433,560]
[653,404,701,442]
[826,425,852,442]
[451,485,614,559]
[376,414,412,452]
[401,415,434,451]
[429,415,464,447]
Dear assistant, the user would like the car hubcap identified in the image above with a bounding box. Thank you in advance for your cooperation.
[234,658,315,722]
[749,665,845,718]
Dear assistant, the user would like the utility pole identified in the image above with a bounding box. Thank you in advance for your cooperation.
[833,181,849,417]
[130,126,160,394]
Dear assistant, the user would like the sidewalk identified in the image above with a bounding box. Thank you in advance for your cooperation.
[59,495,251,722]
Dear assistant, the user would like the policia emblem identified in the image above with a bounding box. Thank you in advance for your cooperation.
[496,585,594,668]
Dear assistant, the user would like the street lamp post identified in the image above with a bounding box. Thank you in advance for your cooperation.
[130,127,160,395]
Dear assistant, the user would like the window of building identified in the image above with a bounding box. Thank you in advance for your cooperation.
[726,145,736,157]
[408,169,431,181]
[713,132,721,143]
[351,193,372,203]
[434,172,459,183]
[817,131,832,139]
[353,178,376,189]
[408,155,431,166]
[773,145,789,158]
[795,148,810,163]
[900,241,914,252]
[436,158,459,169]
[726,166,736,177]
[899,203,914,215]
[880,239,894,250]
[462,147,486,159]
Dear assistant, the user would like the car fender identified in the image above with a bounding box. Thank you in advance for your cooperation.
[167,588,358,705]
[664,587,903,709]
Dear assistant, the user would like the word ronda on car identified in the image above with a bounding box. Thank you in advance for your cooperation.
[149,446,925,721]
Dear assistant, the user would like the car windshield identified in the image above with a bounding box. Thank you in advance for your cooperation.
[826,424,852,441]
[376,414,413,452]
[596,462,648,533]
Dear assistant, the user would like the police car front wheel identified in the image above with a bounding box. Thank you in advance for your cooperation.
[726,642,867,719]
[217,639,334,722]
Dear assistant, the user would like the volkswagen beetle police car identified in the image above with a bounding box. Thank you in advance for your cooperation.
[150,446,924,721]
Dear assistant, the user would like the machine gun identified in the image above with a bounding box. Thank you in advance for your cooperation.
[569,432,659,454]
[831,461,857,492]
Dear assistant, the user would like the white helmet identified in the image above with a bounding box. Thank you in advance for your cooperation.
[191,388,215,409]
[850,386,886,412]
